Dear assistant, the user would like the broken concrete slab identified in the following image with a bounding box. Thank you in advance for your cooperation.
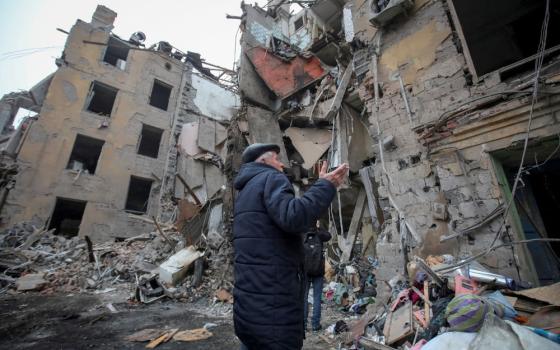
[246,105,289,165]
[158,246,203,285]
[179,122,203,156]
[16,273,47,291]
[197,117,228,154]
[285,127,331,169]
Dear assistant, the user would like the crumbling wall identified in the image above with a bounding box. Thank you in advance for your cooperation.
[2,11,184,241]
[357,0,560,285]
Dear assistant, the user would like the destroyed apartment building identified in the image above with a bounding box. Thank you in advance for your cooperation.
[228,0,560,290]
[0,6,239,243]
[1,0,560,347]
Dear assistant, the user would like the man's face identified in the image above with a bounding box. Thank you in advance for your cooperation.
[263,152,285,172]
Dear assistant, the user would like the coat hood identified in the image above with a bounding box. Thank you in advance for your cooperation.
[234,162,278,190]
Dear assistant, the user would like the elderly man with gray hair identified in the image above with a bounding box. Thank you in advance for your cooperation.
[233,143,348,350]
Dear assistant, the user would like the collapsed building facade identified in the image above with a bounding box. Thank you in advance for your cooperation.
[1,0,560,296]
[0,6,239,242]
[231,0,560,289]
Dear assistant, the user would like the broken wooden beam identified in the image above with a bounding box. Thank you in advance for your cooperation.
[152,216,176,251]
[325,66,353,120]
[339,188,367,262]
[359,166,383,231]
[175,173,202,206]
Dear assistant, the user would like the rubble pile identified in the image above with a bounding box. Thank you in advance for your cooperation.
[313,253,560,349]
[0,221,228,301]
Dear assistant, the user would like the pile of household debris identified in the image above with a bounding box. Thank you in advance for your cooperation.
[314,253,560,349]
[0,218,233,306]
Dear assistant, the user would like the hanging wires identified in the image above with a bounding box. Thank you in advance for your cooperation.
[436,0,552,273]
[0,46,62,62]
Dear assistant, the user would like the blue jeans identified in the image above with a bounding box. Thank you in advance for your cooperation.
[304,275,324,330]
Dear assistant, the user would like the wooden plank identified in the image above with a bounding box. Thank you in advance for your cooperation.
[383,301,414,345]
[175,173,202,206]
[325,66,353,120]
[424,281,431,324]
[361,221,376,256]
[339,188,366,262]
[359,166,381,230]
[152,216,176,251]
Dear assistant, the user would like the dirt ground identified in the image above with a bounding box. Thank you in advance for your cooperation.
[0,291,344,350]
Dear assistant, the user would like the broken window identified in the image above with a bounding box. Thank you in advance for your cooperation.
[494,138,560,285]
[67,134,105,174]
[137,124,163,158]
[294,17,304,31]
[125,176,153,214]
[103,37,130,69]
[449,0,560,79]
[149,80,172,111]
[85,81,118,116]
[48,198,87,237]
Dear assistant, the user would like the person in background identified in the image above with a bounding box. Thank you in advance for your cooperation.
[303,220,332,332]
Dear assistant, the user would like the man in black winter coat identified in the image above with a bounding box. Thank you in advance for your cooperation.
[233,143,348,350]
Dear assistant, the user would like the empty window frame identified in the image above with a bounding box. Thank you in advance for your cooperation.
[137,124,163,158]
[125,176,153,214]
[294,16,304,31]
[67,134,105,174]
[86,81,118,117]
[103,37,130,69]
[48,198,87,237]
[448,0,560,79]
[149,80,172,111]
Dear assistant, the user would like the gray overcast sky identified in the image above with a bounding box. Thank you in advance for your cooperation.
[0,0,246,98]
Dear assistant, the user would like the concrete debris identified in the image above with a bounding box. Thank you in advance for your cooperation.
[285,127,331,169]
[158,246,203,285]
[15,273,47,291]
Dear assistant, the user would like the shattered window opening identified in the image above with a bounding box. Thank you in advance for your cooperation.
[449,0,560,79]
[85,81,118,117]
[149,79,172,111]
[137,124,163,158]
[66,134,105,174]
[102,36,130,69]
[125,176,153,214]
[48,198,87,237]
[294,17,304,31]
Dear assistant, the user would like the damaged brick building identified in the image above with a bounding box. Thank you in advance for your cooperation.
[2,0,560,295]
[0,6,239,242]
[230,0,560,289]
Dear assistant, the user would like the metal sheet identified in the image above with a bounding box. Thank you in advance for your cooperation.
[246,46,326,99]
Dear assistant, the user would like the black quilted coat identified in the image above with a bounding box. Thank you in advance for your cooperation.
[233,162,336,349]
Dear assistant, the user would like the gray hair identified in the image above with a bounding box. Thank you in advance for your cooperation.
[255,151,276,163]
